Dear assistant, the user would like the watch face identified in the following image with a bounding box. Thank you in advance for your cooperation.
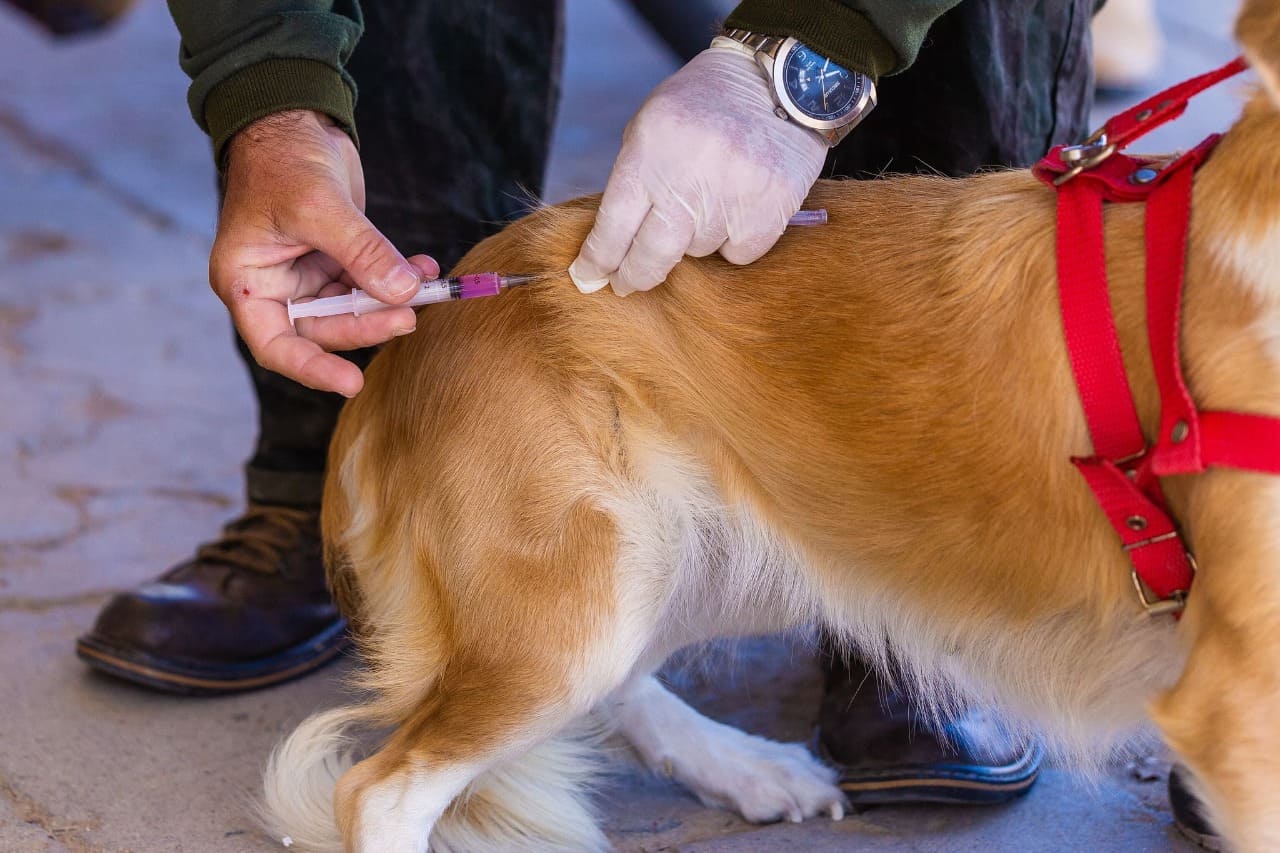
[781,42,865,122]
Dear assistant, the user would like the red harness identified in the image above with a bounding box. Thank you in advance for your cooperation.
[1032,57,1280,617]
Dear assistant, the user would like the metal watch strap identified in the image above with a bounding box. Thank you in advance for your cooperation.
[717,27,784,59]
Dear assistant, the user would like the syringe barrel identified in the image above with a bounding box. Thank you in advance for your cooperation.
[348,280,452,314]
[381,275,504,312]
[287,291,358,321]
[455,272,503,299]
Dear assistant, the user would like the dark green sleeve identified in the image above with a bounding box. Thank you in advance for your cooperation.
[724,0,964,80]
[165,0,364,164]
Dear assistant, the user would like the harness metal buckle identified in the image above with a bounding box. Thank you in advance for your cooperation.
[1054,130,1117,187]
[1128,550,1197,618]
[1112,445,1151,481]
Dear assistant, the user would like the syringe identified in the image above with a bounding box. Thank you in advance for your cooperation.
[287,273,534,323]
[287,208,829,324]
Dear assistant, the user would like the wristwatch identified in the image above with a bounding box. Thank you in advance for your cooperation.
[711,28,877,147]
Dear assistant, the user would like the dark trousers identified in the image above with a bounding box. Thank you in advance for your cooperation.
[239,0,1095,508]
[241,0,565,506]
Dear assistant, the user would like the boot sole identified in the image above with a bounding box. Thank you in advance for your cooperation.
[74,619,350,696]
[834,740,1043,806]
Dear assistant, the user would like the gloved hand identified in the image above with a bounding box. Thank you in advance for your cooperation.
[213,109,436,397]
[569,46,829,297]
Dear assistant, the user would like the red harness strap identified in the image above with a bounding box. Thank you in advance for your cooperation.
[1032,56,1280,616]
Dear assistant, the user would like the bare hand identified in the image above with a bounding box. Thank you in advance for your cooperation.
[213,110,438,396]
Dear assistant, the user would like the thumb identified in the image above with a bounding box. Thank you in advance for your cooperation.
[300,203,426,303]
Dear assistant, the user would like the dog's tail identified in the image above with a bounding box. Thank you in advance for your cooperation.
[259,707,609,852]
[431,718,610,853]
[258,706,361,852]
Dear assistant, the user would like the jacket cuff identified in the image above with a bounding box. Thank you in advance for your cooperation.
[204,58,357,166]
[724,0,899,80]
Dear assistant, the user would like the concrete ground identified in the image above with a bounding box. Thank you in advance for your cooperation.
[0,0,1244,850]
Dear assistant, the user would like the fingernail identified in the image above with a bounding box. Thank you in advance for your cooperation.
[384,267,422,299]
[392,326,414,337]
[568,259,609,294]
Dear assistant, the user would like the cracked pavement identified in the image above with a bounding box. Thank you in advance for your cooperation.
[0,0,1240,850]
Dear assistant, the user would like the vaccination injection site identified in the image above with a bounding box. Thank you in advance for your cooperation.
[0,0,1262,851]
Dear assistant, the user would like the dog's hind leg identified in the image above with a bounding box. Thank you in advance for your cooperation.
[329,498,651,853]
[332,633,633,853]
[609,674,846,823]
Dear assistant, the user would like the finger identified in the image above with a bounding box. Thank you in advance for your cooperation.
[234,298,368,395]
[687,209,730,258]
[569,164,649,293]
[291,278,418,350]
[719,193,795,265]
[405,254,440,280]
[295,305,417,352]
[326,254,435,294]
[260,333,366,397]
[611,206,694,297]
[292,251,367,299]
[297,250,344,285]
[293,203,422,304]
[311,279,354,299]
[245,306,368,396]
[719,220,788,266]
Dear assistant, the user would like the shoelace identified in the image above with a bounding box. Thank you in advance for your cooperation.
[195,505,316,575]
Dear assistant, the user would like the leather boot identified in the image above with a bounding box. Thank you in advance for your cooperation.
[817,652,1042,804]
[76,504,347,695]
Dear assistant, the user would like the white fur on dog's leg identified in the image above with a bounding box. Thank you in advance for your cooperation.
[354,764,474,853]
[610,675,846,823]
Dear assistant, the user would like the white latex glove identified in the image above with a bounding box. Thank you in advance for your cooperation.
[569,47,830,297]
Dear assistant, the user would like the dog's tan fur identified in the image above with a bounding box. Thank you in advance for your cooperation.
[263,4,1280,849]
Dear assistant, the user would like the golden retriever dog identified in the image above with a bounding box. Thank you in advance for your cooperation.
[261,2,1280,849]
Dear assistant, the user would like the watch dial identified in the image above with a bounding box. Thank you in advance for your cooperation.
[781,43,864,121]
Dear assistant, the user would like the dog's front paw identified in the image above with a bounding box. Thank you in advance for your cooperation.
[615,676,845,824]
[660,730,846,824]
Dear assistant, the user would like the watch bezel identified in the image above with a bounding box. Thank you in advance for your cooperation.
[771,37,877,133]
